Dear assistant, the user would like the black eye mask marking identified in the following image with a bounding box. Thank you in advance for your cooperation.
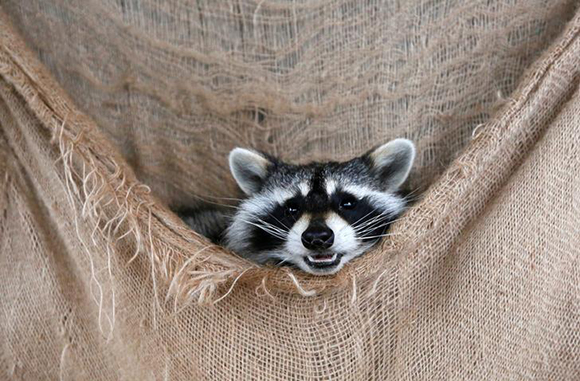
[246,185,398,254]
[248,195,303,252]
[284,197,302,218]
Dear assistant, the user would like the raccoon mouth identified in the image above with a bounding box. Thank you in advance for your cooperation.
[304,253,342,268]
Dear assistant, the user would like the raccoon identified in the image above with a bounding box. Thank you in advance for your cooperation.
[180,139,415,276]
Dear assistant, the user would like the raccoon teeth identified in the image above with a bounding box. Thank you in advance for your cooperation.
[307,253,338,263]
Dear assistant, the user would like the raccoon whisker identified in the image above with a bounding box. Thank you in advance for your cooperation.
[253,219,289,236]
[355,215,390,230]
[348,209,381,230]
[354,220,394,236]
[336,209,380,235]
[208,204,241,210]
[243,210,287,227]
[348,213,386,235]
[351,209,393,228]
[240,219,276,231]
[193,194,245,202]
[254,226,288,240]
[360,232,402,240]
[276,257,292,266]
[256,228,287,241]
[355,215,392,230]
[353,212,393,233]
[263,212,291,232]
[403,188,422,198]
[238,219,288,240]
[356,224,385,234]
[242,212,292,236]
[260,228,289,240]
[400,189,422,203]
[401,195,420,204]
[356,227,389,237]
[353,218,386,233]
[183,195,243,210]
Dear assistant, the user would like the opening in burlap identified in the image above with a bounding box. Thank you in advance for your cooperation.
[1,1,579,379]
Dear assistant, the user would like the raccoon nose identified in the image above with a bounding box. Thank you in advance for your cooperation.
[301,226,334,250]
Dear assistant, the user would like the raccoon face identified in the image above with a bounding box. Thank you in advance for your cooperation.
[224,139,415,275]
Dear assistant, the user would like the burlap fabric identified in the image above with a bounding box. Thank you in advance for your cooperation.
[1,1,579,379]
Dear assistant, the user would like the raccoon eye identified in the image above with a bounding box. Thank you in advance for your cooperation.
[285,201,300,217]
[339,196,357,210]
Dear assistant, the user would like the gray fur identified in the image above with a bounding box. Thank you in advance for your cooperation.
[177,205,232,243]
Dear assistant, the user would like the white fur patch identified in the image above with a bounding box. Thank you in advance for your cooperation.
[298,182,310,197]
[324,212,358,253]
[284,214,311,259]
[325,179,337,195]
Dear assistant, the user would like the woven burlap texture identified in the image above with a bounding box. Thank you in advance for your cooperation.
[1,1,579,379]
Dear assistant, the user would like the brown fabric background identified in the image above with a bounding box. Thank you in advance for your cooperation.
[1,1,579,379]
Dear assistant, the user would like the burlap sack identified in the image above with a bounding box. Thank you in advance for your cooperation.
[1,1,579,379]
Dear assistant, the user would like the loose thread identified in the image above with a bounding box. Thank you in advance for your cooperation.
[213,269,250,304]
[287,272,316,297]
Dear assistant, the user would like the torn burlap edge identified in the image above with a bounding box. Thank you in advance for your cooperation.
[0,9,579,307]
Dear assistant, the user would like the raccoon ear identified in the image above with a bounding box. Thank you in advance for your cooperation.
[229,148,273,195]
[365,139,415,191]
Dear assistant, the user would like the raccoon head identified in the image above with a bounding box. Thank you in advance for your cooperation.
[224,139,415,275]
